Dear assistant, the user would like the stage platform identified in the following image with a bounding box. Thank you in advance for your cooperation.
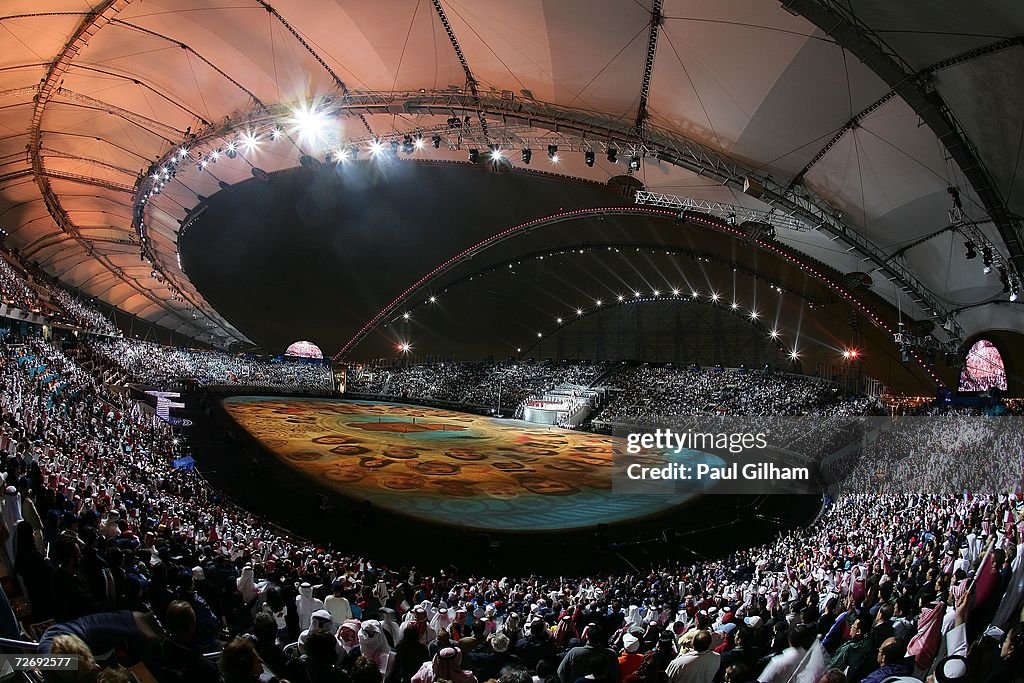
[220,396,725,532]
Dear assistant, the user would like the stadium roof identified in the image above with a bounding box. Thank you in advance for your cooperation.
[1,1,1022,351]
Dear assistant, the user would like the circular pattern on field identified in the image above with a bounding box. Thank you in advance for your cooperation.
[221,397,724,531]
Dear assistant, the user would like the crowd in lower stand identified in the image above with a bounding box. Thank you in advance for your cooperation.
[84,338,333,392]
[0,336,1017,683]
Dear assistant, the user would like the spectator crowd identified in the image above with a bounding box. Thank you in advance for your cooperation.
[348,362,606,411]
[84,338,333,392]
[0,336,1017,683]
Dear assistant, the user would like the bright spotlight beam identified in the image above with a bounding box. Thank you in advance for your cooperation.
[289,102,331,145]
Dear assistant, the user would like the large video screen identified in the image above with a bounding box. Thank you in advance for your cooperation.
[959,339,1007,392]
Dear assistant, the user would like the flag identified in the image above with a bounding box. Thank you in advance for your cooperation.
[906,602,943,670]
[991,545,1024,629]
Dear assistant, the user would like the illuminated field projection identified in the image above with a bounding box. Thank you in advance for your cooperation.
[221,397,724,531]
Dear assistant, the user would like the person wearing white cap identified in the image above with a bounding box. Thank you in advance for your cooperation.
[618,631,644,679]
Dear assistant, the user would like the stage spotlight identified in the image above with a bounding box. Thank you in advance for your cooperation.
[584,150,595,167]
[547,144,558,159]
[241,131,259,151]
[521,148,532,164]
[414,136,425,150]
[629,155,641,171]
[489,146,503,160]
[468,149,480,163]
[607,147,617,164]
[964,241,976,259]
[390,140,400,156]
[369,139,385,156]
[290,102,330,144]
[402,135,414,154]
[431,134,442,148]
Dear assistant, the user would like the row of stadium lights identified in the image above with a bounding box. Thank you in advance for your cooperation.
[392,291,861,363]
[340,205,867,369]
[151,118,638,191]
[185,132,638,171]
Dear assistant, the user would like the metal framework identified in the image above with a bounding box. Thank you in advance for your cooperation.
[635,0,664,134]
[54,88,185,139]
[430,0,488,139]
[634,191,812,233]
[783,0,1024,286]
[40,148,141,180]
[26,0,244,345]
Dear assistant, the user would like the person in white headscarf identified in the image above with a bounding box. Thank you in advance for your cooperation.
[359,619,395,678]
[430,607,453,635]
[298,609,335,654]
[401,606,437,645]
[2,486,23,562]
[296,582,325,631]
[237,565,258,604]
[379,607,401,646]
